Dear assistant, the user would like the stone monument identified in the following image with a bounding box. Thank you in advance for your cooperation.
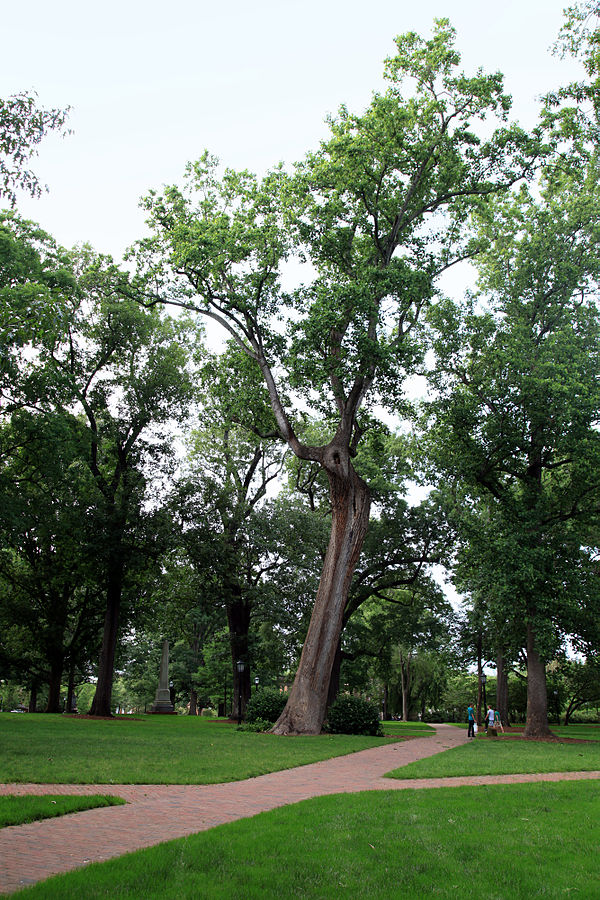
[149,639,175,714]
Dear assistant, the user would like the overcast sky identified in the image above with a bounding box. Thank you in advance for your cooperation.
[2,0,584,260]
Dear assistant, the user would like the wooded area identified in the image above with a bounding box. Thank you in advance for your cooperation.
[1,9,600,737]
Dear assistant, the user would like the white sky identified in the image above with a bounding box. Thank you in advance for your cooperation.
[2,0,584,260]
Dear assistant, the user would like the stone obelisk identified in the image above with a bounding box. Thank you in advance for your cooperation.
[149,639,175,714]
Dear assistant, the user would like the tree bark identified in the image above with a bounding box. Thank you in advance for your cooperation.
[327,639,342,710]
[89,559,123,717]
[28,682,38,714]
[272,456,370,734]
[476,632,483,726]
[400,653,411,722]
[45,653,64,713]
[523,622,553,738]
[227,597,252,720]
[66,661,76,714]
[496,652,510,727]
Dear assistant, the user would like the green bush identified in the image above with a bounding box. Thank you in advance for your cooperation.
[327,695,383,736]
[568,712,600,724]
[237,717,273,733]
[245,688,287,724]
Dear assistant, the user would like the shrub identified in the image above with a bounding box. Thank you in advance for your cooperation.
[327,695,383,736]
[237,718,273,733]
[245,688,287,724]
[422,712,446,723]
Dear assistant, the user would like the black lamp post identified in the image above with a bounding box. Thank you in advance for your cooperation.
[481,673,487,718]
[236,660,245,725]
[254,676,259,693]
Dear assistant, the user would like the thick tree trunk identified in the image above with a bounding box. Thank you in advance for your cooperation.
[227,597,252,721]
[45,654,64,713]
[89,561,123,717]
[272,459,370,735]
[327,639,342,710]
[476,633,483,726]
[523,622,553,738]
[28,682,38,714]
[66,661,77,714]
[188,633,200,715]
[400,655,410,722]
[496,653,510,727]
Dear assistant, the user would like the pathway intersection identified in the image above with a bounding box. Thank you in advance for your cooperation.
[1,724,599,894]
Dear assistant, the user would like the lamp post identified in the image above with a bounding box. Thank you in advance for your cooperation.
[236,660,245,725]
[254,676,259,693]
[481,673,487,718]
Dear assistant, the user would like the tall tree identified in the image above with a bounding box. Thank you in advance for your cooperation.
[0,410,104,711]
[342,584,455,720]
[0,216,198,715]
[138,21,537,733]
[175,344,288,718]
[424,177,600,737]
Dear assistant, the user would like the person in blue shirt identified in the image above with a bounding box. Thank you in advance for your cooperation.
[467,703,475,738]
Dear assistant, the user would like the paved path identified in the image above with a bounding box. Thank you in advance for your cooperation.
[1,725,599,894]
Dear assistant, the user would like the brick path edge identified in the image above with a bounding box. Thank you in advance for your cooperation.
[1,724,598,894]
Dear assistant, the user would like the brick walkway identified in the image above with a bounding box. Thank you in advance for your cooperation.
[1,724,599,894]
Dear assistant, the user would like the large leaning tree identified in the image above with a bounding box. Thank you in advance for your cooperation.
[136,21,539,734]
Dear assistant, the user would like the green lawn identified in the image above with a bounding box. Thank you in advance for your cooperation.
[542,724,600,740]
[387,726,600,779]
[0,794,125,828]
[380,720,435,737]
[0,713,399,784]
[18,781,600,899]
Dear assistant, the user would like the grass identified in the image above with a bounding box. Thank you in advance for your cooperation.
[386,725,600,779]
[0,713,399,784]
[0,794,125,828]
[380,720,435,737]
[17,780,600,899]
[541,724,600,740]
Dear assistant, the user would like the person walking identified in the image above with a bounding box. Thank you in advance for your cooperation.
[485,705,495,732]
[467,703,476,738]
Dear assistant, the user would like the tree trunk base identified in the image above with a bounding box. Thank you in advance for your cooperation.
[270,721,321,736]
[270,704,322,736]
[522,724,555,739]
